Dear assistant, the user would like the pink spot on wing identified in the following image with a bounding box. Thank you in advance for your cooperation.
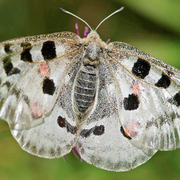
[84,27,88,37]
[30,101,43,118]
[124,122,140,138]
[38,63,49,77]
[75,23,80,36]
[131,80,145,96]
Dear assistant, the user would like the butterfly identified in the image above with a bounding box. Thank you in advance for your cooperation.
[0,7,180,172]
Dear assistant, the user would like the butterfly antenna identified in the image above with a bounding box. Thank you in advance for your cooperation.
[95,7,124,31]
[60,8,92,31]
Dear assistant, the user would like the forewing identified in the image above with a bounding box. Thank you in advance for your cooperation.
[107,42,180,150]
[76,61,157,171]
[0,32,82,157]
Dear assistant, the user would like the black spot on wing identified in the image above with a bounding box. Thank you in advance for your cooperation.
[3,57,20,76]
[123,94,139,110]
[155,74,171,88]
[80,125,105,137]
[167,71,174,76]
[173,92,180,106]
[93,125,105,136]
[146,119,158,129]
[132,58,151,79]
[21,43,31,47]
[159,115,171,126]
[41,41,56,60]
[8,68,21,76]
[2,81,11,89]
[3,57,13,75]
[4,44,12,53]
[21,47,32,62]
[42,78,55,95]
[80,129,92,138]
[168,92,180,107]
[57,116,77,134]
[120,126,132,140]
[23,94,30,105]
[57,116,65,127]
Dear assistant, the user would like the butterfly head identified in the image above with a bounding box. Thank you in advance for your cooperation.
[85,30,100,41]
[82,30,106,55]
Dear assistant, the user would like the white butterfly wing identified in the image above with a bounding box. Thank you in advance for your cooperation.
[0,32,82,157]
[1,28,180,171]
[76,61,157,171]
[12,76,77,158]
[107,42,180,150]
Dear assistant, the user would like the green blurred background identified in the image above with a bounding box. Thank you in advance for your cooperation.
[0,0,180,179]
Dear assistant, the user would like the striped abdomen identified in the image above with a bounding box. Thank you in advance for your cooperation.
[74,65,97,115]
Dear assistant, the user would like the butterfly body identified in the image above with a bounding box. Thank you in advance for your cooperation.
[0,27,180,171]
[73,31,102,122]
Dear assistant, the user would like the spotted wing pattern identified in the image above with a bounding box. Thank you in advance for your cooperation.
[0,32,82,157]
[0,29,180,172]
[76,59,157,171]
[107,42,180,150]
